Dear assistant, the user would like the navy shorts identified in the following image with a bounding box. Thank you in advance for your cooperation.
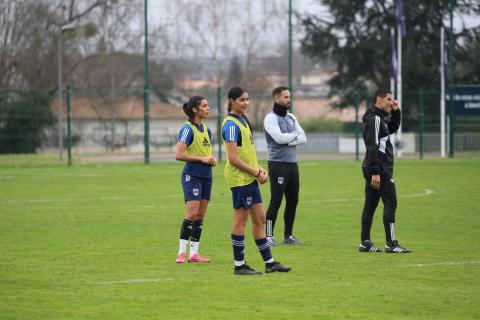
[231,181,262,210]
[181,174,212,202]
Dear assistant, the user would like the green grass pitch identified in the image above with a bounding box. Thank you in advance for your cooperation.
[1,157,479,319]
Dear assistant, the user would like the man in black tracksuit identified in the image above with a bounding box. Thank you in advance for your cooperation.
[359,88,412,254]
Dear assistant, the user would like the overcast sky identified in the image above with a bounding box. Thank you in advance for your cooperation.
[147,0,325,53]
[145,0,478,59]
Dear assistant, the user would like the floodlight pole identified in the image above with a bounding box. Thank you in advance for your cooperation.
[419,90,424,159]
[57,35,64,162]
[354,91,360,161]
[288,0,293,111]
[67,84,72,166]
[143,0,150,164]
[448,0,455,158]
[57,18,76,163]
[217,87,222,162]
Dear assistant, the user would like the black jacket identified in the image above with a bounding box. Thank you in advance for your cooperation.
[362,106,401,179]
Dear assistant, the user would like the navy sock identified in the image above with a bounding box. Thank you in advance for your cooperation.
[180,219,193,240]
[231,234,245,263]
[191,220,203,242]
[255,238,272,262]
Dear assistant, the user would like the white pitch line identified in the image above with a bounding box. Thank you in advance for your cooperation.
[0,189,434,205]
[92,278,173,285]
[402,261,480,268]
[0,194,182,204]
[3,172,107,178]
[38,173,105,177]
[301,188,434,204]
[401,188,434,198]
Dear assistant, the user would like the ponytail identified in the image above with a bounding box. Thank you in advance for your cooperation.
[182,96,205,123]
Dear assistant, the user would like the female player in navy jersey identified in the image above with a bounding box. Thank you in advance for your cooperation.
[222,87,291,275]
[175,96,217,263]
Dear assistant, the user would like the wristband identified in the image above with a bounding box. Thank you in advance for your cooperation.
[255,170,261,177]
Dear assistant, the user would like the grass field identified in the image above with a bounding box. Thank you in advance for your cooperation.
[1,157,479,319]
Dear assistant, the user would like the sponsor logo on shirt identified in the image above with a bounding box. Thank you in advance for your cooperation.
[202,137,210,147]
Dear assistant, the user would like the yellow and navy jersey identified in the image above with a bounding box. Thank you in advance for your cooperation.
[222,113,258,188]
[178,121,212,179]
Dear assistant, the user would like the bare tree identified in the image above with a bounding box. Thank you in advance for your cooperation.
[0,1,33,94]
[151,0,287,121]
[0,0,114,95]
[71,1,143,151]
[173,0,235,84]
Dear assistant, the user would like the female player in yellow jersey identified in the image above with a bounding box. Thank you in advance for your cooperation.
[175,96,217,263]
[222,87,291,275]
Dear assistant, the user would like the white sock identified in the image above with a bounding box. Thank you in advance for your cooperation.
[234,260,245,267]
[190,241,199,257]
[265,258,275,264]
[179,239,188,254]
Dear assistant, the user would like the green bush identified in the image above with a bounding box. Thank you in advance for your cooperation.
[300,118,357,133]
[0,91,55,153]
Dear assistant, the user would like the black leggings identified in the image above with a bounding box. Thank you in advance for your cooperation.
[361,176,397,243]
[266,162,299,238]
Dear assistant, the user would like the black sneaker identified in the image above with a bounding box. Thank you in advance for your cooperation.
[385,240,412,253]
[265,261,291,273]
[234,264,262,275]
[359,240,382,252]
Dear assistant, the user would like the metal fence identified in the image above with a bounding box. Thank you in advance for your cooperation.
[1,86,479,163]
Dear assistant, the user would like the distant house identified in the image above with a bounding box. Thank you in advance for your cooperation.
[291,97,366,123]
[176,79,220,90]
[297,68,336,97]
[51,96,217,152]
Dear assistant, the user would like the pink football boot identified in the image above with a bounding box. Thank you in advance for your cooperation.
[175,252,186,264]
[188,254,210,263]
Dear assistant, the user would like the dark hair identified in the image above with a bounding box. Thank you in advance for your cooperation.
[272,86,289,98]
[227,87,246,112]
[373,88,391,103]
[182,96,205,122]
[227,87,252,132]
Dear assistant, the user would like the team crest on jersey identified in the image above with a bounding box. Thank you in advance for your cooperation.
[246,197,252,205]
[278,177,284,185]
[185,174,191,182]
[202,137,210,147]
[193,188,199,196]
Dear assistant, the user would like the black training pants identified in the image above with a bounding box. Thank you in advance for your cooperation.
[266,161,299,238]
[361,176,397,243]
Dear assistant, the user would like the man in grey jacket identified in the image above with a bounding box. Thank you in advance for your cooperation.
[264,86,306,246]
